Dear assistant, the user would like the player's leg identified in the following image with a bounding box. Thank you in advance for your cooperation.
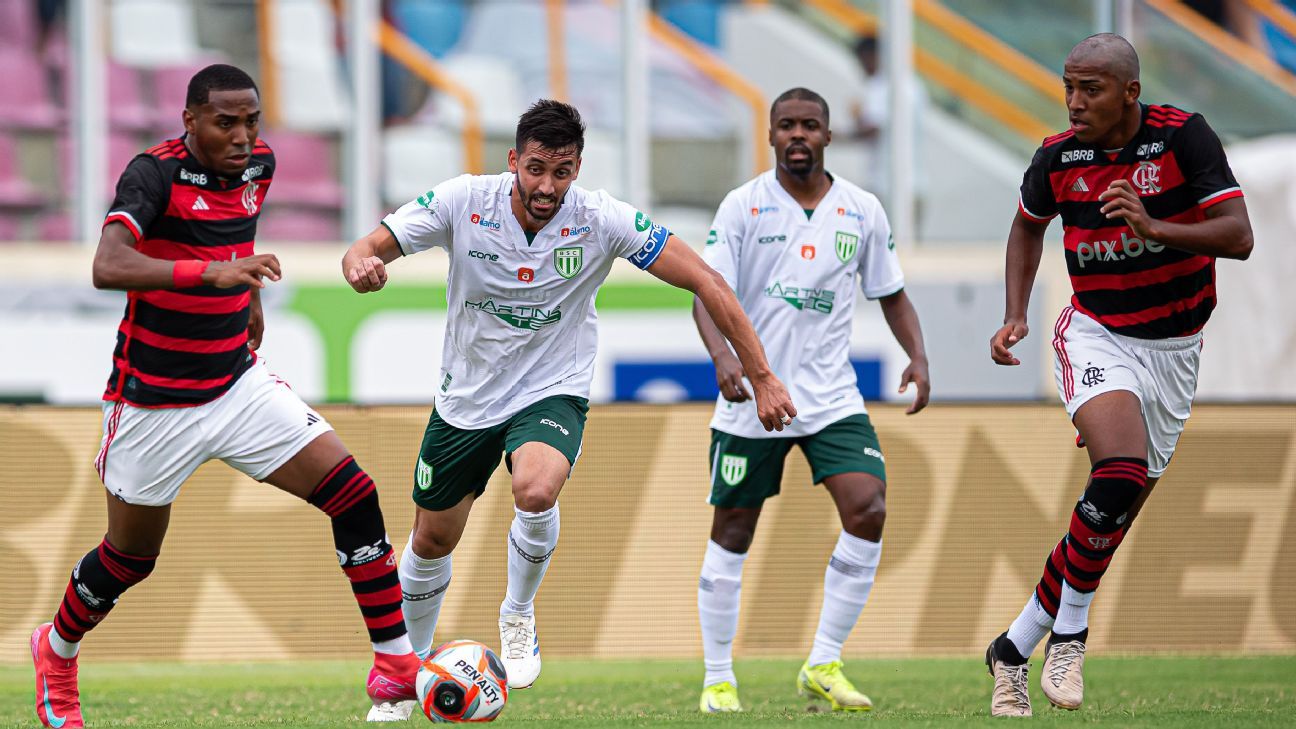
[497,396,588,689]
[698,430,787,712]
[212,363,418,719]
[34,402,202,728]
[796,414,886,712]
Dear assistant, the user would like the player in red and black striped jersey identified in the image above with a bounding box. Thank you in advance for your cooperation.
[985,34,1253,717]
[30,65,421,728]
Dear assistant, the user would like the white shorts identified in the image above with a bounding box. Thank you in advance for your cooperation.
[94,360,334,506]
[1052,307,1202,478]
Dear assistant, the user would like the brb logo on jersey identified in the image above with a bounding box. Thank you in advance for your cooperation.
[470,213,501,230]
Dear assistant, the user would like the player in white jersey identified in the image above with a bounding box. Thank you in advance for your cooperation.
[341,100,796,690]
[693,88,930,713]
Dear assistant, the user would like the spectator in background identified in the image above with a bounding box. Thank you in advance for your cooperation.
[848,33,928,228]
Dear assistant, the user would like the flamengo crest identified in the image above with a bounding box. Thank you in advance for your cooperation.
[554,246,583,279]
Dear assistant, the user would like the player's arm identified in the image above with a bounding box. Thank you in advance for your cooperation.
[91,222,281,291]
[342,224,403,293]
[692,297,750,403]
[878,289,930,414]
[648,235,796,431]
[247,287,265,351]
[1098,183,1253,259]
[990,210,1049,366]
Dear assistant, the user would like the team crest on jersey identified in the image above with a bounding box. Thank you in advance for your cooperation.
[554,246,583,279]
[1131,161,1162,195]
[719,454,748,486]
[835,232,859,263]
[242,181,260,215]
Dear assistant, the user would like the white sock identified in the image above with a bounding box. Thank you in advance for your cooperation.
[698,539,747,688]
[807,532,881,667]
[372,634,414,656]
[1006,594,1054,659]
[1053,583,1095,636]
[399,539,452,659]
[48,628,80,659]
[500,505,559,617]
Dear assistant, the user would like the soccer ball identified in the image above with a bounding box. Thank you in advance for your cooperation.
[416,640,509,723]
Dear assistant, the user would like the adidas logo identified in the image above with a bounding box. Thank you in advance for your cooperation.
[1072,177,1089,193]
[192,196,210,211]
[306,412,320,427]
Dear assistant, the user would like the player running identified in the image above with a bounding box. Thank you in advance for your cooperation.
[341,100,796,691]
[693,88,930,713]
[29,65,422,728]
[985,34,1253,716]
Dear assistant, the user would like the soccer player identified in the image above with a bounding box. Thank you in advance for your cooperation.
[986,34,1253,716]
[29,65,422,728]
[341,100,797,690]
[693,87,930,713]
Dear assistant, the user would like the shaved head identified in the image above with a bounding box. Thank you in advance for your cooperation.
[1066,33,1140,83]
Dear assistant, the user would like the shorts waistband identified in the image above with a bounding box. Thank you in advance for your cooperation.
[1110,327,1203,351]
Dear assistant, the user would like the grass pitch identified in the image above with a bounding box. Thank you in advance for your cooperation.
[2,655,1293,727]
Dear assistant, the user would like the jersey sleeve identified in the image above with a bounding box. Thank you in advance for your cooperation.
[1176,114,1243,209]
[1018,145,1058,223]
[858,201,905,300]
[104,155,169,243]
[600,196,672,270]
[381,175,468,255]
[700,190,747,289]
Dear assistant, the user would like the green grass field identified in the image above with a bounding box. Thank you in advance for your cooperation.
[3,656,1294,727]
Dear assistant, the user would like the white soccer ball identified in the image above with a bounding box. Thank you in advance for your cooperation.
[416,640,509,723]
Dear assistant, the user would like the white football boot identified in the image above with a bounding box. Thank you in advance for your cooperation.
[499,613,541,689]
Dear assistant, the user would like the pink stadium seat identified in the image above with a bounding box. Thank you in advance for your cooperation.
[150,63,207,132]
[36,211,73,242]
[0,0,38,50]
[256,207,341,242]
[107,64,154,132]
[0,212,22,241]
[260,131,345,209]
[0,134,47,209]
[0,48,61,130]
[57,132,146,196]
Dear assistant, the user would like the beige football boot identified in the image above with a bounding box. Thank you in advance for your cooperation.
[986,633,1032,717]
[1041,634,1087,710]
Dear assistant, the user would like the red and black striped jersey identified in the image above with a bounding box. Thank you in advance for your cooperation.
[101,135,274,407]
[1018,104,1243,339]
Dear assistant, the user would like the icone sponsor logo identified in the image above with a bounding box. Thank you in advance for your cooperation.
[540,418,570,436]
[180,169,208,185]
[765,281,835,313]
[864,447,885,462]
[464,298,561,330]
[470,213,501,229]
[1074,232,1165,268]
[469,250,499,261]
[454,659,502,702]
[561,225,591,237]
[750,206,778,216]
[757,234,786,244]
[241,164,265,182]
[1062,149,1095,163]
[628,223,670,269]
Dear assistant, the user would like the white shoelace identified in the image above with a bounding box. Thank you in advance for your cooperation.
[1047,641,1085,685]
[500,618,533,660]
[997,664,1031,709]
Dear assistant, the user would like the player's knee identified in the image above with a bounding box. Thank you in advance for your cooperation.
[411,527,460,559]
[711,512,758,554]
[511,476,560,513]
[843,492,886,539]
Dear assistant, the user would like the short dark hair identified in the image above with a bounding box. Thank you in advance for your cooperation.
[186,64,259,108]
[515,99,585,156]
[771,87,830,126]
[853,34,878,57]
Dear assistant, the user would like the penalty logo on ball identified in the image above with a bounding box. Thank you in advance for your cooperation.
[417,640,509,723]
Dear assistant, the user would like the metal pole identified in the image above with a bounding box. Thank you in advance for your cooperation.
[345,0,381,240]
[1116,0,1135,38]
[73,0,106,245]
[1094,0,1114,33]
[622,0,650,208]
[886,0,915,247]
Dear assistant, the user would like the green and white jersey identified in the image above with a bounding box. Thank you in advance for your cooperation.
[383,172,670,429]
[704,170,903,439]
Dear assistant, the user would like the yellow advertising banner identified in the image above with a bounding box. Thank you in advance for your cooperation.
[2,404,1293,663]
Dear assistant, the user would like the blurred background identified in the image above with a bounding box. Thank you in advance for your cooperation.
[1,0,1295,667]
[1,0,1293,407]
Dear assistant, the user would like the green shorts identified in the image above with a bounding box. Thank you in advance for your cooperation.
[412,395,589,511]
[708,413,886,509]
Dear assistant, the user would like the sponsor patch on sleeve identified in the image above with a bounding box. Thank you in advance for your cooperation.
[628,223,671,270]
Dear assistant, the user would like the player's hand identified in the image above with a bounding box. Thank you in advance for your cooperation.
[247,294,265,351]
[1099,179,1158,239]
[206,254,282,289]
[750,373,797,432]
[712,351,751,403]
[898,357,930,415]
[346,255,388,293]
[990,321,1029,365]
